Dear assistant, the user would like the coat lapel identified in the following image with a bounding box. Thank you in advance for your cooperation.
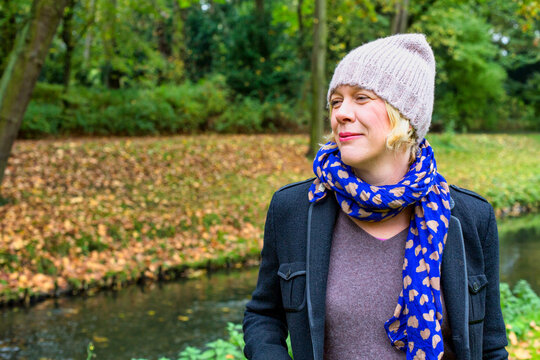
[442,214,470,359]
[306,195,339,360]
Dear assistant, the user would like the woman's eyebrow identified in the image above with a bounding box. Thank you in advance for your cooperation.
[355,89,377,98]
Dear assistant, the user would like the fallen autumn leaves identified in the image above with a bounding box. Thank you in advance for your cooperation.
[0,134,539,306]
[0,135,311,305]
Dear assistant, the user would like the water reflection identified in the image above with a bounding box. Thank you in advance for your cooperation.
[0,268,259,360]
[499,215,540,293]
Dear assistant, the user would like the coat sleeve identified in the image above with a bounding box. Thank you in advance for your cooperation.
[243,194,292,360]
[481,205,509,359]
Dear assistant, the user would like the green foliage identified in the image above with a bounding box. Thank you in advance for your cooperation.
[154,74,230,132]
[262,100,308,132]
[216,97,264,133]
[479,0,539,70]
[87,342,95,360]
[412,4,507,132]
[38,0,177,87]
[132,323,293,360]
[216,2,305,101]
[479,0,540,130]
[22,102,63,138]
[326,0,388,68]
[499,72,540,131]
[521,73,540,117]
[0,0,32,74]
[184,5,223,81]
[62,96,176,136]
[500,280,540,339]
[4,0,539,133]
[30,82,64,102]
[21,78,307,137]
[39,35,66,84]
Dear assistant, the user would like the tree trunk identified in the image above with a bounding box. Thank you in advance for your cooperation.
[297,0,308,64]
[255,0,264,18]
[297,0,304,36]
[0,0,69,190]
[102,0,120,88]
[391,0,410,34]
[156,8,172,59]
[82,0,97,68]
[309,0,327,158]
[62,0,76,92]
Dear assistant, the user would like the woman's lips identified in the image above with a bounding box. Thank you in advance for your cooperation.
[339,132,363,142]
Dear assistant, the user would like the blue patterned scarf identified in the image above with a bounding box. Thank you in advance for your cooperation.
[309,139,451,360]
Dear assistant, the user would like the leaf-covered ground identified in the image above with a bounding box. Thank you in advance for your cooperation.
[507,324,540,359]
[0,134,539,304]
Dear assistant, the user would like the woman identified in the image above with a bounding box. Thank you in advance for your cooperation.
[243,34,508,360]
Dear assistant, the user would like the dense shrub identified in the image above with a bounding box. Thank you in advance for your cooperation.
[22,102,63,138]
[20,78,306,138]
[216,97,265,133]
[500,280,540,338]
[93,99,175,135]
[154,75,230,131]
[30,82,64,103]
[262,100,308,132]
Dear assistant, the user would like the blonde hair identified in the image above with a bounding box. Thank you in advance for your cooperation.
[327,101,419,163]
[384,102,418,163]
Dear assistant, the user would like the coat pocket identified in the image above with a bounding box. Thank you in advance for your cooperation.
[468,273,488,360]
[277,262,306,312]
[468,273,489,324]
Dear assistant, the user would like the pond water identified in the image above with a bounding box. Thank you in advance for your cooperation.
[0,214,538,360]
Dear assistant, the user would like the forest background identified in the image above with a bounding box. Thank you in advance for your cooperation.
[1,0,539,141]
[0,0,539,358]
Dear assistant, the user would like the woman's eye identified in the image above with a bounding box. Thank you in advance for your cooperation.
[330,100,342,107]
[356,96,369,101]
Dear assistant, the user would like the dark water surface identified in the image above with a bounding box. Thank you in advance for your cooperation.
[0,214,538,360]
[498,214,540,294]
[0,268,259,360]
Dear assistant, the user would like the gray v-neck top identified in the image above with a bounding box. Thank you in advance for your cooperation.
[324,211,456,360]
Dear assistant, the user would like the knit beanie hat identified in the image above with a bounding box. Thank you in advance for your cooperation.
[327,33,436,142]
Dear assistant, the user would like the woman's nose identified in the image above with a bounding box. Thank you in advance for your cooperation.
[334,100,355,123]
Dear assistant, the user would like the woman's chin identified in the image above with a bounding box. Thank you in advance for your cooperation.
[340,153,367,170]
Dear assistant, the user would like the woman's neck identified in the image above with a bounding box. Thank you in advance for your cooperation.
[348,148,412,238]
[352,150,410,186]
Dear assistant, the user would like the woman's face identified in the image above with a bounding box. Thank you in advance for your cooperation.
[329,85,392,172]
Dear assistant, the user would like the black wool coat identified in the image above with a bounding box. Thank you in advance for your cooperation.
[243,179,508,360]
